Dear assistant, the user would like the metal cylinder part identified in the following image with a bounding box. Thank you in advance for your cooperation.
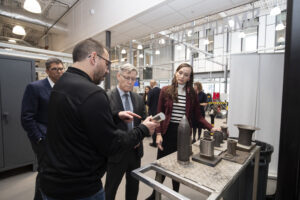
[221,125,228,140]
[200,138,215,158]
[204,131,211,139]
[177,115,191,164]
[227,139,237,156]
[215,131,224,143]
[213,132,222,147]
[235,124,260,146]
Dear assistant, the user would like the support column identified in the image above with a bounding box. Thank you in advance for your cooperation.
[277,0,300,199]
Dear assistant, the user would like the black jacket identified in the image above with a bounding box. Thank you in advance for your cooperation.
[40,67,149,199]
[147,86,161,116]
[21,78,52,142]
[107,88,146,161]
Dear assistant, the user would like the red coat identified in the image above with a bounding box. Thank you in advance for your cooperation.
[156,86,213,135]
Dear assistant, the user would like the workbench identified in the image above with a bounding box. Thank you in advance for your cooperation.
[132,142,260,200]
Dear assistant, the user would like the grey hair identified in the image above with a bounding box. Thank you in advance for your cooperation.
[118,63,137,74]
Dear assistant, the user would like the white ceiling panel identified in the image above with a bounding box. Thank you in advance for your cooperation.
[167,0,206,11]
[147,12,187,30]
[110,20,142,33]
[121,22,154,36]
[178,0,233,19]
[135,5,175,24]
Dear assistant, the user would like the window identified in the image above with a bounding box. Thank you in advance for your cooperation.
[241,18,259,52]
[275,11,286,48]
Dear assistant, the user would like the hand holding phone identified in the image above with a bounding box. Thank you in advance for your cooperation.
[152,112,165,122]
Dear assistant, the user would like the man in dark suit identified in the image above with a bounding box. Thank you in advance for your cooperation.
[105,63,146,200]
[21,57,64,200]
[147,80,161,147]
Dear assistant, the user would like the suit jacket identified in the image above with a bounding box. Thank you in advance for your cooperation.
[147,86,161,116]
[156,86,213,135]
[21,78,52,142]
[107,88,146,163]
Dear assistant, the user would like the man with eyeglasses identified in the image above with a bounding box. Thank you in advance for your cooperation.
[38,39,159,200]
[21,57,64,200]
[105,63,144,200]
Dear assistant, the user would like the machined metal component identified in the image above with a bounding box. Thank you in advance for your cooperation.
[177,115,191,164]
[214,131,223,145]
[199,138,215,158]
[227,140,237,156]
[204,131,211,139]
[221,125,229,140]
[235,124,260,146]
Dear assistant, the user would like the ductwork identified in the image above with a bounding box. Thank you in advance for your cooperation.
[0,6,67,33]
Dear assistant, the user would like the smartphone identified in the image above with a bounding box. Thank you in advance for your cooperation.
[152,112,165,122]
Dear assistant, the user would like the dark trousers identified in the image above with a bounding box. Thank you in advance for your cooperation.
[105,150,141,200]
[30,140,45,200]
[153,123,181,195]
[192,124,203,141]
[151,131,157,145]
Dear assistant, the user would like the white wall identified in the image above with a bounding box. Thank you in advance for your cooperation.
[228,53,284,176]
[52,0,165,51]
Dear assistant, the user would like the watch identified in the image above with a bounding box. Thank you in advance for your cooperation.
[37,137,43,144]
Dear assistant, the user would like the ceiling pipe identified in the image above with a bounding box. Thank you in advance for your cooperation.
[40,0,80,39]
[0,6,67,32]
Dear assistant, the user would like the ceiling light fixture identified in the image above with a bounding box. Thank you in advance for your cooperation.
[137,44,143,50]
[238,31,246,38]
[12,25,26,35]
[24,0,42,14]
[187,30,193,37]
[139,54,144,58]
[121,48,126,54]
[270,6,281,16]
[276,23,285,31]
[155,50,160,55]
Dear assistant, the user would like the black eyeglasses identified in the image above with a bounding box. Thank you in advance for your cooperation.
[89,54,111,66]
[50,67,64,72]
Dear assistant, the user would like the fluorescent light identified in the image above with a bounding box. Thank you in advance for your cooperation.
[139,54,144,58]
[8,39,16,43]
[238,32,246,38]
[24,0,42,14]
[155,50,160,55]
[13,25,26,35]
[270,6,281,16]
[228,19,235,28]
[204,39,210,45]
[276,23,285,31]
[137,44,143,50]
[121,49,126,54]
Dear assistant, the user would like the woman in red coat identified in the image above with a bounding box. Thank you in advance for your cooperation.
[146,63,219,200]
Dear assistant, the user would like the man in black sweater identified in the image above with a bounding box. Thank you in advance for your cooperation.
[39,39,158,200]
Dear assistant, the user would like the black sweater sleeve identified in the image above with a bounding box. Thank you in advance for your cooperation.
[79,91,149,156]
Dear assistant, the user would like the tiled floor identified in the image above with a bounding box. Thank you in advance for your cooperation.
[0,117,277,200]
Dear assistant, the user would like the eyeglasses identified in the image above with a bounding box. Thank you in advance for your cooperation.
[121,74,136,82]
[50,67,64,72]
[89,54,111,66]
